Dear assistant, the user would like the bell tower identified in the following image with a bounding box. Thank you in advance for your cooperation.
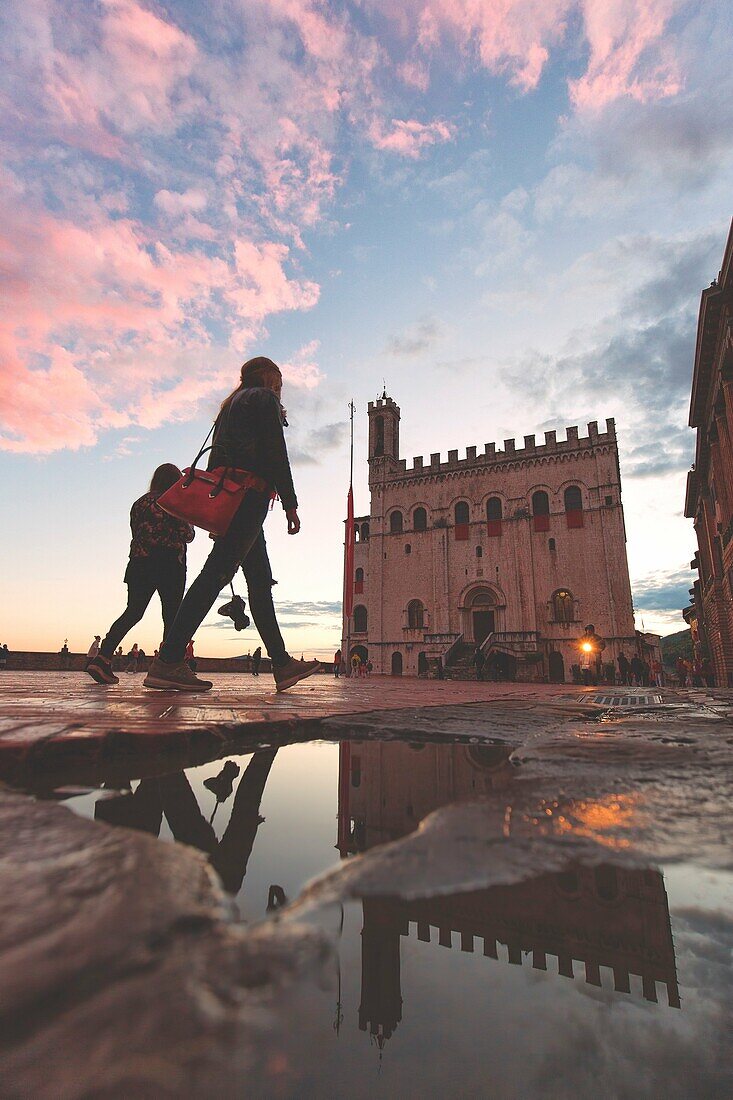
[368,392,400,486]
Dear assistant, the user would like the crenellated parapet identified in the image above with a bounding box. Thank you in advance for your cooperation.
[390,420,616,480]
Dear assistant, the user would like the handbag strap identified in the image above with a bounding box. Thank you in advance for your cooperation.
[182,416,221,486]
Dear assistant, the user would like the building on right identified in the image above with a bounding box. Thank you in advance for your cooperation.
[685,218,733,686]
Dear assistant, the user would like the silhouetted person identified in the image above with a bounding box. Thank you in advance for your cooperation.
[60,642,70,671]
[617,652,630,686]
[95,750,278,905]
[630,655,644,685]
[87,464,194,685]
[334,648,342,677]
[145,358,319,694]
[472,648,485,681]
[0,644,8,670]
[251,645,262,676]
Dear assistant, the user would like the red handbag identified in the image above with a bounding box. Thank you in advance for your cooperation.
[158,422,269,537]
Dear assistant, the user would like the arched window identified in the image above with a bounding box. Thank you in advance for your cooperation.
[353,605,368,633]
[413,507,427,532]
[355,567,364,594]
[552,589,574,623]
[374,416,384,457]
[389,510,403,534]
[354,524,360,543]
[361,522,370,541]
[454,501,470,540]
[407,599,425,629]
[486,497,503,537]
[532,490,550,532]
[564,485,584,528]
[391,651,403,676]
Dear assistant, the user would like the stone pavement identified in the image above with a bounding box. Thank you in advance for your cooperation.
[0,671,588,787]
[1,686,731,1097]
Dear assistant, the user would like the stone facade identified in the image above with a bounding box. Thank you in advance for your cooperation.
[684,219,733,686]
[342,393,638,681]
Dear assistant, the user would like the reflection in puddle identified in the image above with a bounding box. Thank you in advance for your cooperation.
[358,864,680,1053]
[49,737,732,1094]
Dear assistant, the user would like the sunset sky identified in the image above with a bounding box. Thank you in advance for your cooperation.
[2,0,732,658]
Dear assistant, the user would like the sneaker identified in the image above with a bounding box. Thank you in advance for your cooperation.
[86,654,119,685]
[143,657,213,692]
[273,657,321,693]
[217,595,251,631]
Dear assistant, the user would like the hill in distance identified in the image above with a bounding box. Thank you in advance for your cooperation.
[660,628,693,665]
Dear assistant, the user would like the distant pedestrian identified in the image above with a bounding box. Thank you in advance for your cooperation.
[252,646,262,676]
[701,656,715,687]
[472,648,486,681]
[60,641,70,671]
[126,644,139,673]
[0,644,8,671]
[334,649,342,677]
[138,648,147,670]
[692,657,704,687]
[351,653,361,677]
[651,659,663,687]
[675,656,687,686]
[629,655,643,685]
[86,636,101,667]
[617,652,631,686]
[114,647,123,671]
[86,464,195,685]
[366,660,373,676]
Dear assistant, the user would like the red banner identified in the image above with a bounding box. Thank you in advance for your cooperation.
[344,485,355,618]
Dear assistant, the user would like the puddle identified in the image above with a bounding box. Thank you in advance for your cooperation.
[46,738,732,1095]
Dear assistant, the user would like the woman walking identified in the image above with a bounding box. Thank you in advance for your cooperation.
[86,465,195,685]
[144,356,319,693]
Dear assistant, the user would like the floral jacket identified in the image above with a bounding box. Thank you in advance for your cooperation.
[129,492,195,564]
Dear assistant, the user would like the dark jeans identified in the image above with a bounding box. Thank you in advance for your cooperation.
[101,555,185,659]
[159,489,288,666]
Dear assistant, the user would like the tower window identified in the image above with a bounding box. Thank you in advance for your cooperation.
[548,538,556,551]
[564,485,584,528]
[552,589,574,622]
[389,510,403,534]
[413,507,427,532]
[487,497,503,537]
[353,605,368,633]
[355,567,364,594]
[532,490,550,532]
[476,546,483,558]
[454,501,470,540]
[374,416,384,457]
[407,600,425,629]
[405,544,411,554]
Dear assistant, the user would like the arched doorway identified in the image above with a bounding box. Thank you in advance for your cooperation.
[549,651,565,683]
[391,651,403,676]
[464,587,496,645]
[350,645,368,664]
[417,652,428,677]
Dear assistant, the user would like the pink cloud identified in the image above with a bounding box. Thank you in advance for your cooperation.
[1,0,691,455]
[281,340,324,390]
[570,0,683,110]
[369,117,454,157]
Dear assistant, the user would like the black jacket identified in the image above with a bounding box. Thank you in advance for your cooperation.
[208,387,298,511]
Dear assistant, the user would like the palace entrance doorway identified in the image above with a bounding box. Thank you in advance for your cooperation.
[462,586,500,644]
[472,609,495,646]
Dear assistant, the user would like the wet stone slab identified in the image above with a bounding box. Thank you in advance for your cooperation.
[0,689,732,1097]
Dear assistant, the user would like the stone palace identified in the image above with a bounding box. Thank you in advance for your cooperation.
[342,393,645,681]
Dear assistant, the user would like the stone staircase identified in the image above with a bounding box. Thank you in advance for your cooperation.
[443,642,479,680]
